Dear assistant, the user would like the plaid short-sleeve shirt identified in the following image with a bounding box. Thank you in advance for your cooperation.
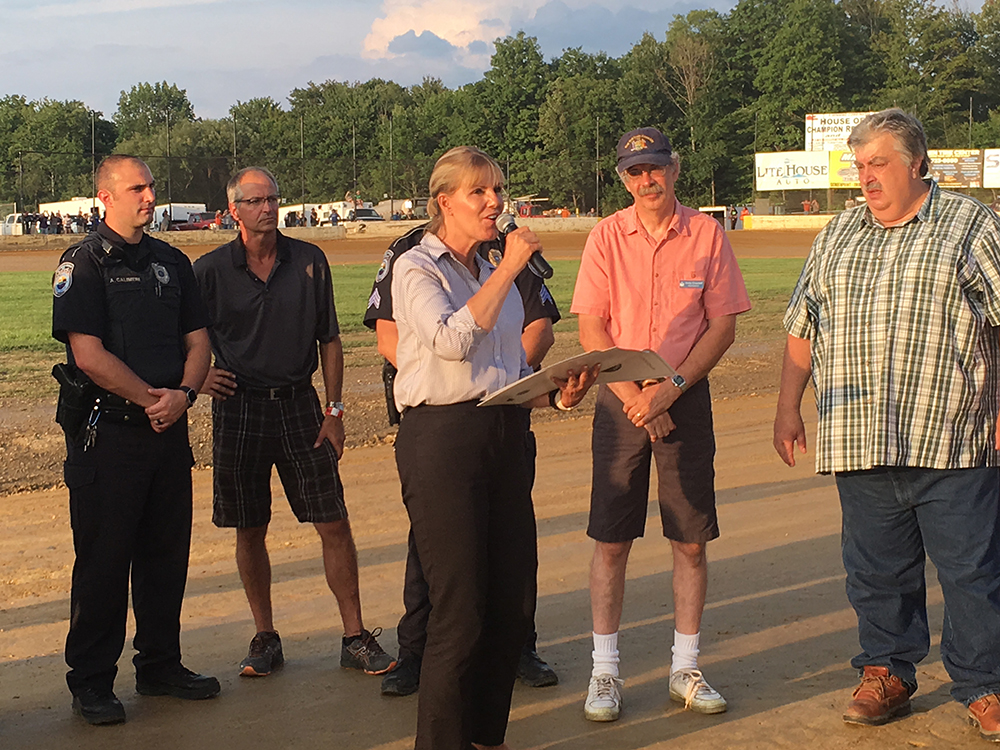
[784,182,1000,473]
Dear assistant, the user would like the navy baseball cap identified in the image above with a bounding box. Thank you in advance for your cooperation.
[617,127,672,172]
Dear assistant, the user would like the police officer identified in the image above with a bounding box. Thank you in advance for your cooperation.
[363,222,562,696]
[51,155,218,726]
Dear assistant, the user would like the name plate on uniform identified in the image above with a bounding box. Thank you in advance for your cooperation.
[478,348,677,407]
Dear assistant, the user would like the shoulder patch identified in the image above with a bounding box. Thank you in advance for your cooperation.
[539,284,554,306]
[53,262,74,297]
[375,249,394,283]
[368,288,382,310]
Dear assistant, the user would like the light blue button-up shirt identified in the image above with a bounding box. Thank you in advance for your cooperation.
[392,232,530,409]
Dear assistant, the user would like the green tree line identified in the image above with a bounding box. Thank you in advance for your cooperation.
[4,0,1000,214]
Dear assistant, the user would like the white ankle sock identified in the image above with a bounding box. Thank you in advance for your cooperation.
[592,631,620,678]
[671,630,700,673]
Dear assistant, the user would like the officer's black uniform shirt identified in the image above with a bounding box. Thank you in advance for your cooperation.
[363,225,561,332]
[52,222,210,389]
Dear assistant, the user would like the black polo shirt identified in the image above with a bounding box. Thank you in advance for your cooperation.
[363,225,561,331]
[193,231,340,388]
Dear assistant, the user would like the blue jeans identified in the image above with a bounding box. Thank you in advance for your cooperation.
[836,467,1000,706]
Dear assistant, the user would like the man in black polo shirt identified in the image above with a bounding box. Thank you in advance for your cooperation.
[364,224,562,695]
[52,154,218,726]
[194,167,393,680]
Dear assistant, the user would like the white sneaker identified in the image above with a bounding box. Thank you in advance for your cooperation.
[669,668,727,714]
[584,673,624,722]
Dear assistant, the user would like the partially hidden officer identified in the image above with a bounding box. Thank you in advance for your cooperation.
[363,221,562,695]
[51,154,219,726]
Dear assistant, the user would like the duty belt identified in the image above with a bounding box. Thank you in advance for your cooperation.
[97,391,153,425]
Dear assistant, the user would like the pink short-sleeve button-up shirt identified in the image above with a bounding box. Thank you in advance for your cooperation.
[571,202,751,369]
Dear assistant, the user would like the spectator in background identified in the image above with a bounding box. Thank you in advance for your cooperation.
[810,198,820,213]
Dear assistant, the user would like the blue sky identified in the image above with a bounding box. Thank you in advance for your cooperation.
[2,0,983,120]
[3,0,724,119]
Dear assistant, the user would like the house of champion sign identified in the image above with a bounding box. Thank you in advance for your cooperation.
[805,112,875,151]
[755,151,830,191]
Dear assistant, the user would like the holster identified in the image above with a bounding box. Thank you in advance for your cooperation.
[52,363,98,438]
[382,359,401,426]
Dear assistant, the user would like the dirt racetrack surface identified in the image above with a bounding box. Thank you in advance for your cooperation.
[2,227,980,747]
[0,396,975,749]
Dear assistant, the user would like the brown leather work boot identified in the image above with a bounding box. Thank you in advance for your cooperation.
[968,694,1000,742]
[842,666,912,726]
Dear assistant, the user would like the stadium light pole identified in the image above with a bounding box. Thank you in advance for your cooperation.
[165,111,172,216]
[17,151,24,213]
[89,110,97,210]
[389,115,394,217]
[595,116,600,217]
[300,114,305,207]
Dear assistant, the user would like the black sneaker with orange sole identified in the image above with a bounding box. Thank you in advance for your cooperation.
[240,631,284,677]
[341,628,396,675]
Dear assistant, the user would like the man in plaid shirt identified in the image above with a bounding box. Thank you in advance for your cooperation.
[774,109,1000,741]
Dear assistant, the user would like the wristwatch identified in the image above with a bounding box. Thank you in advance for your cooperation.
[180,385,197,407]
[325,401,345,418]
[670,374,688,393]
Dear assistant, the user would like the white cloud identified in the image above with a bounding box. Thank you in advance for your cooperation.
[363,0,522,62]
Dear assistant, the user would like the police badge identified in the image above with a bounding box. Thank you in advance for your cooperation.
[487,246,504,267]
[151,263,170,284]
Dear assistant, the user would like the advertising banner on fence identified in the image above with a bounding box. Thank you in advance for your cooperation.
[755,151,830,191]
[828,151,860,188]
[927,150,983,188]
[984,149,1000,189]
[805,112,875,151]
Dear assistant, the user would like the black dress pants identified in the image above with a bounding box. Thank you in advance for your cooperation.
[395,402,536,750]
[63,418,194,695]
[396,419,539,659]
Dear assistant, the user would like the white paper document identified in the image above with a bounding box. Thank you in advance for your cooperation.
[478,348,677,407]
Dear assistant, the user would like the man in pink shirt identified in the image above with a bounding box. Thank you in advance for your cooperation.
[571,127,751,723]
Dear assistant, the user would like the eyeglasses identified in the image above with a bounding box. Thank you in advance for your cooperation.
[623,165,667,179]
[237,195,280,209]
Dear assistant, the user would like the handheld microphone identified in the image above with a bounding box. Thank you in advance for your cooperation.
[495,213,553,279]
